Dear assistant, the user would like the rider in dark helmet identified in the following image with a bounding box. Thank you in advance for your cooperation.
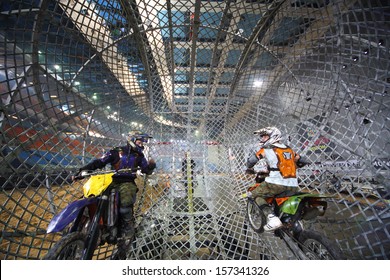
[74,130,156,237]
[246,127,302,232]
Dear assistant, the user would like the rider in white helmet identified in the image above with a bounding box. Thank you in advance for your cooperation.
[246,127,301,231]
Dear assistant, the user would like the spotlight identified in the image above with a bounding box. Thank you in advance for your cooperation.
[253,80,263,87]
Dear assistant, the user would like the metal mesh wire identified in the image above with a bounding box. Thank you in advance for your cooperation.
[0,0,389,260]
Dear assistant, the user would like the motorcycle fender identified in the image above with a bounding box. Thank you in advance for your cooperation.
[47,197,97,233]
[279,193,330,215]
[280,196,301,215]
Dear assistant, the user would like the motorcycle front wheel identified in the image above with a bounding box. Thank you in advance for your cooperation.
[246,199,267,233]
[298,230,344,260]
[43,232,86,260]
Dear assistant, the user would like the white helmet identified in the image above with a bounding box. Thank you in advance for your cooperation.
[254,127,282,146]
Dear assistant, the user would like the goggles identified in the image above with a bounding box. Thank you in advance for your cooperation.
[133,134,152,143]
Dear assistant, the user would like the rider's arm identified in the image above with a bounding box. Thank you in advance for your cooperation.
[78,148,120,173]
[296,154,310,168]
[246,152,259,169]
[246,148,265,174]
[139,156,156,175]
[247,148,266,167]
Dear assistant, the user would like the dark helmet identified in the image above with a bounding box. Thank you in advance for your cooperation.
[127,130,152,145]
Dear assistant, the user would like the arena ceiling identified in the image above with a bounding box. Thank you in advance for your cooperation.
[0,0,389,260]
[2,0,387,141]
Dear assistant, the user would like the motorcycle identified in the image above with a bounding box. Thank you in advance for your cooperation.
[243,184,344,260]
[43,169,138,260]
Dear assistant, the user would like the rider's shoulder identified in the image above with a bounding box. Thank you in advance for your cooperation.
[270,143,289,149]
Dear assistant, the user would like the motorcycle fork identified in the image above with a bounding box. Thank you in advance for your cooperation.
[82,196,108,259]
[69,207,88,233]
[271,199,284,219]
[277,201,309,260]
[280,230,309,260]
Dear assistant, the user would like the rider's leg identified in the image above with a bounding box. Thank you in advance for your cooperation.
[119,206,134,236]
[118,182,138,237]
[251,182,294,231]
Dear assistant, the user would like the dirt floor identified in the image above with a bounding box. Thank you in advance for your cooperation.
[0,174,168,259]
[1,172,387,260]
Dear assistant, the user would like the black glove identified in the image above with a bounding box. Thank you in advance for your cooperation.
[148,159,156,170]
[296,157,310,168]
[255,173,266,183]
[72,169,85,181]
[245,168,255,174]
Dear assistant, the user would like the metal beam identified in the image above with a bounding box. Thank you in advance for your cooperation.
[58,0,150,113]
[224,0,358,132]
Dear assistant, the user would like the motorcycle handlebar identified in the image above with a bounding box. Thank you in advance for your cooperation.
[73,168,143,181]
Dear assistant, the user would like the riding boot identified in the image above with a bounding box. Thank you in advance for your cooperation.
[263,213,282,232]
[119,206,135,238]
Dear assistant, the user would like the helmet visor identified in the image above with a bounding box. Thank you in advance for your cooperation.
[258,134,269,142]
[136,134,152,143]
[254,130,268,137]
[127,131,152,143]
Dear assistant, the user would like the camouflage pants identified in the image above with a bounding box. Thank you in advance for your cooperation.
[112,181,138,208]
[251,181,297,205]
